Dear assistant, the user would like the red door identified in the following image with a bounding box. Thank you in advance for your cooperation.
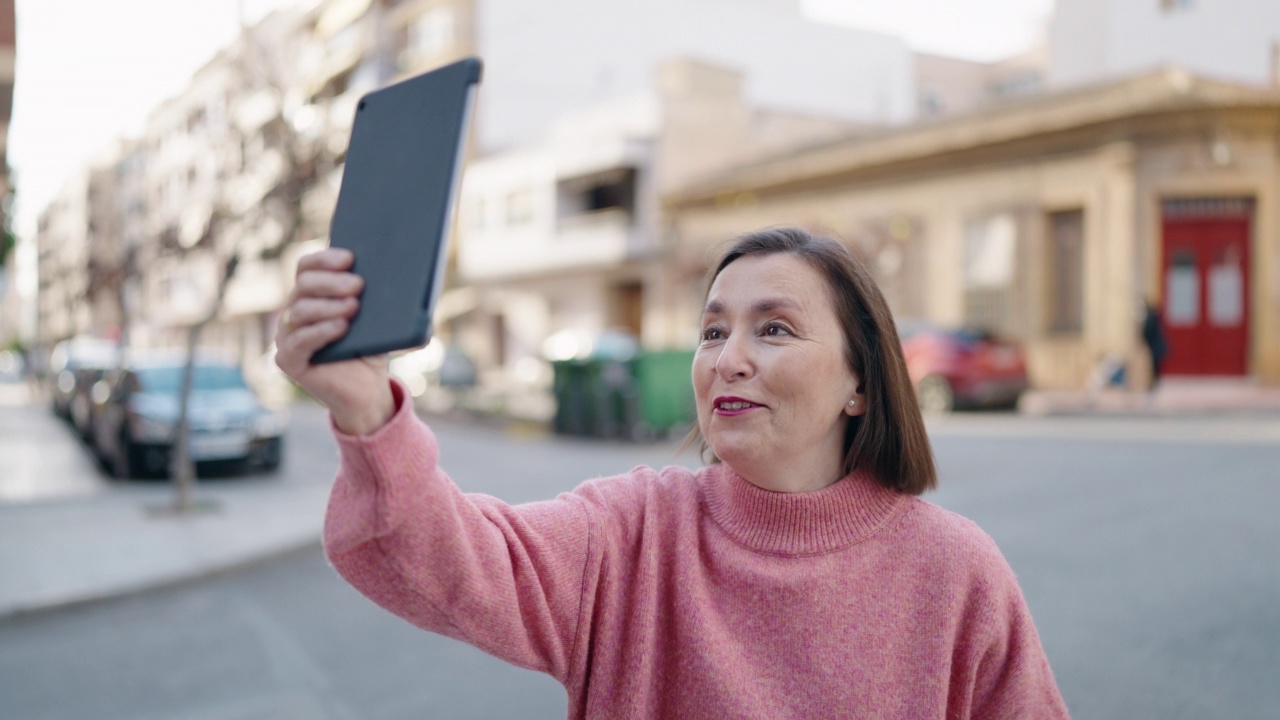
[1160,199,1251,376]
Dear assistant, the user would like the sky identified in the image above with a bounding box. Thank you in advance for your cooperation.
[7,0,1055,243]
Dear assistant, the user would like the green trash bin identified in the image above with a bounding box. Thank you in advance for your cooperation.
[552,350,695,441]
[594,358,640,440]
[551,357,639,439]
[633,350,696,437]
[551,360,594,436]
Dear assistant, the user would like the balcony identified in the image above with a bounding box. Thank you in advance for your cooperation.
[460,206,639,282]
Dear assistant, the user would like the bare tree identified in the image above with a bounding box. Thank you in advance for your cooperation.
[164,7,327,511]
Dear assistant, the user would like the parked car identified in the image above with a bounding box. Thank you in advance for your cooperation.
[70,366,113,440]
[48,337,120,421]
[90,358,287,479]
[899,322,1029,413]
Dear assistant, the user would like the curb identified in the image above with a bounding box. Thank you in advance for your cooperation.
[0,483,331,621]
[0,538,323,622]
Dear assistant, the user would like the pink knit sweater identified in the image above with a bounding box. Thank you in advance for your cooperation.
[324,383,1070,719]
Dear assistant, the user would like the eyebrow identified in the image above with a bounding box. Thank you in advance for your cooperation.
[702,297,802,316]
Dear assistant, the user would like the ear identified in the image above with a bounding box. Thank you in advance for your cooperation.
[843,377,867,417]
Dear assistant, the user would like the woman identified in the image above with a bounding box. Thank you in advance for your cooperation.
[275,227,1070,719]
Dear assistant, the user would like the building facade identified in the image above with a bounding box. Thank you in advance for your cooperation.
[667,69,1280,390]
[30,0,481,368]
[473,0,914,151]
[30,0,914,385]
[1050,0,1280,88]
[455,59,861,414]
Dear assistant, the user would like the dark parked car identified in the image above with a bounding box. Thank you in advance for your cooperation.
[90,359,286,479]
[48,337,120,422]
[899,323,1029,413]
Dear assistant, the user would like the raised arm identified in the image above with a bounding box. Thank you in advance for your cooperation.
[275,250,595,682]
[324,381,594,681]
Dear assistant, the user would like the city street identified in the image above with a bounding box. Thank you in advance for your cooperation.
[1,381,1278,718]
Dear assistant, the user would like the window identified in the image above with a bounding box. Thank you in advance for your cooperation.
[1046,210,1084,334]
[988,71,1042,99]
[962,214,1018,335]
[918,90,943,117]
[556,168,637,220]
[504,189,535,227]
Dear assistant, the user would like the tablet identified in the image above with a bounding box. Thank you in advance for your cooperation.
[311,56,482,364]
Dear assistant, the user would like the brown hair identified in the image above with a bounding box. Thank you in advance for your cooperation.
[687,226,937,495]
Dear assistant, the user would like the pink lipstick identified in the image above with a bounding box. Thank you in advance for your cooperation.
[713,396,763,416]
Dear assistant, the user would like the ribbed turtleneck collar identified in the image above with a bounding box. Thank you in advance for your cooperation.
[700,464,907,557]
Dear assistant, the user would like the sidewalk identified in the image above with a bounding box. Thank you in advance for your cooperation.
[1019,376,1280,416]
[2,375,1278,621]
[0,382,334,619]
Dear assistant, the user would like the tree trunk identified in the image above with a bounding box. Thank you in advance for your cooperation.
[171,324,200,513]
[169,255,238,513]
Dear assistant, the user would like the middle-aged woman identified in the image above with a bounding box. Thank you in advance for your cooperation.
[275,226,1070,719]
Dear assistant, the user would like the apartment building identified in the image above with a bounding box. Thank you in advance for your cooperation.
[82,140,146,343]
[455,59,864,411]
[32,8,315,365]
[915,44,1049,119]
[472,0,913,151]
[36,172,92,345]
[24,0,911,387]
[1050,0,1280,88]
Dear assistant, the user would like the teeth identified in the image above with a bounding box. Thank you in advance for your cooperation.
[719,401,754,410]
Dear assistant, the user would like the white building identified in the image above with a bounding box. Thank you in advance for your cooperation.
[475,0,915,151]
[455,59,864,415]
[35,170,91,345]
[1050,0,1280,88]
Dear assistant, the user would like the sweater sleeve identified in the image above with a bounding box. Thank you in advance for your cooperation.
[952,537,1071,720]
[322,380,595,684]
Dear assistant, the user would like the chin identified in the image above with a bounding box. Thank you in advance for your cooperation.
[707,437,754,469]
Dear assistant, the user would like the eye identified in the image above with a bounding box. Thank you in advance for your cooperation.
[762,322,792,337]
[700,326,725,343]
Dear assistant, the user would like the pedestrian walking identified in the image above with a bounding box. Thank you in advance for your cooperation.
[274,227,1069,719]
[1141,301,1169,391]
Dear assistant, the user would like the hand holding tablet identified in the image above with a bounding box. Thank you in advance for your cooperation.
[312,56,482,364]
[274,57,482,433]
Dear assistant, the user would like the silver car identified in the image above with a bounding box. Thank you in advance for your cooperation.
[91,359,287,479]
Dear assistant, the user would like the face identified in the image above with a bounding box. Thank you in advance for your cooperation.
[693,253,865,491]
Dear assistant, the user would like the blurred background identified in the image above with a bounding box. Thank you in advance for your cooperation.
[1,2,1279,719]
[5,0,1279,429]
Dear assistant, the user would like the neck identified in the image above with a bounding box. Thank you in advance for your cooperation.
[730,454,845,493]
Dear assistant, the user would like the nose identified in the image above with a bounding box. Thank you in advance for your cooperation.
[715,333,754,380]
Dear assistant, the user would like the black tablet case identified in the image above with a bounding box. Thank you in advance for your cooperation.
[311,57,482,364]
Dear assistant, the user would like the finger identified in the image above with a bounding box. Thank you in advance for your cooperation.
[293,269,364,300]
[296,248,354,274]
[276,317,350,373]
[286,297,359,330]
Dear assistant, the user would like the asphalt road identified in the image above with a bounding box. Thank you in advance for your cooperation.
[2,405,1277,719]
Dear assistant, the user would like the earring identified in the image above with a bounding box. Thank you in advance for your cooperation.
[848,400,857,407]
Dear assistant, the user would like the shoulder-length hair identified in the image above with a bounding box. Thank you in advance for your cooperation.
[687,226,937,495]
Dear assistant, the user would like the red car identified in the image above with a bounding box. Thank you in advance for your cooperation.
[898,322,1028,413]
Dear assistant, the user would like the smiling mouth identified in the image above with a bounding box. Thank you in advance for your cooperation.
[714,398,763,414]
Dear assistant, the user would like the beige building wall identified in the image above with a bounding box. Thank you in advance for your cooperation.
[669,144,1143,389]
[667,72,1280,390]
